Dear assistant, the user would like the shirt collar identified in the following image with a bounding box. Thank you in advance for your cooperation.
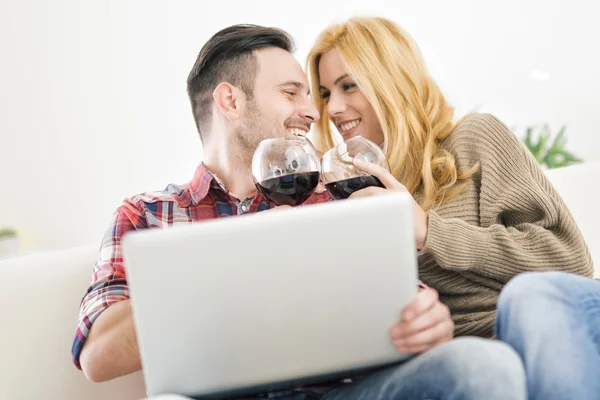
[188,163,218,205]
[188,162,259,205]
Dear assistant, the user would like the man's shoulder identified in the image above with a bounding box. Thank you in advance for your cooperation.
[111,182,194,229]
[131,182,189,204]
[119,182,192,215]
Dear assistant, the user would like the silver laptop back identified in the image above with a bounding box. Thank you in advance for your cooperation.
[123,193,418,398]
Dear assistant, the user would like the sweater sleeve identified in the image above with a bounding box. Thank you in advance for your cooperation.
[422,113,593,283]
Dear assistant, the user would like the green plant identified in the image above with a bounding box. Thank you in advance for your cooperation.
[522,124,582,169]
[0,227,17,238]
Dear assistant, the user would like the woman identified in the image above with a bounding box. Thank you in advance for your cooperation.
[495,271,600,399]
[307,16,594,399]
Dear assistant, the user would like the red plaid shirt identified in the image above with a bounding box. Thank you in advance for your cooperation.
[72,163,332,368]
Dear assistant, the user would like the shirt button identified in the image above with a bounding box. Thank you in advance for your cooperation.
[241,204,248,212]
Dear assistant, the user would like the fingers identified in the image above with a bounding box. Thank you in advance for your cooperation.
[393,319,454,354]
[315,181,327,194]
[390,289,454,354]
[353,159,401,190]
[392,300,451,340]
[347,186,387,199]
[401,287,439,322]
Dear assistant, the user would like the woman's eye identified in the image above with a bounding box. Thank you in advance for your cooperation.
[284,91,296,96]
[342,83,356,91]
[320,91,330,100]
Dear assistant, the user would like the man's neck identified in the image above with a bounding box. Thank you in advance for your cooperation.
[203,143,256,201]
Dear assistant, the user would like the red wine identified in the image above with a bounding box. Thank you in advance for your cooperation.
[257,171,320,206]
[325,175,384,199]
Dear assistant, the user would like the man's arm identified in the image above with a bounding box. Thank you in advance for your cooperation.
[80,299,141,382]
[73,199,148,381]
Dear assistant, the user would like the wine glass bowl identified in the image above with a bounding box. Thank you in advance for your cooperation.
[321,136,390,200]
[252,136,322,206]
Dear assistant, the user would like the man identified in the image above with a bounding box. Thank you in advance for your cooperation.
[74,24,525,399]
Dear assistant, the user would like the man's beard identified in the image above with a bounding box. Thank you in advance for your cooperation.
[234,101,284,167]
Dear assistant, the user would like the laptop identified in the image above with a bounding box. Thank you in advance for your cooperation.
[122,192,418,399]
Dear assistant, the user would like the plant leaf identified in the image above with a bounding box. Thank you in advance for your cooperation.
[532,127,550,162]
[520,124,583,169]
[551,125,567,150]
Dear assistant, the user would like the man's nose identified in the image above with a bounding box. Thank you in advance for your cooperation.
[299,97,320,123]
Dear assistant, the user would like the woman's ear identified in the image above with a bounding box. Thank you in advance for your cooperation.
[212,82,246,121]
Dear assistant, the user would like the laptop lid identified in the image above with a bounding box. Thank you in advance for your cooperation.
[123,192,418,398]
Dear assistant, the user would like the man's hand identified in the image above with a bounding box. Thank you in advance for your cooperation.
[315,179,328,195]
[391,287,454,354]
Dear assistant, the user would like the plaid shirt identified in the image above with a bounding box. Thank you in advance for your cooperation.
[72,163,332,368]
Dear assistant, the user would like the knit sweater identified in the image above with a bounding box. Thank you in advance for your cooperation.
[419,113,594,338]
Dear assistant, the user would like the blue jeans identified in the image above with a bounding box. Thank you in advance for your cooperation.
[229,337,524,399]
[157,338,525,400]
[495,271,600,400]
[322,337,524,400]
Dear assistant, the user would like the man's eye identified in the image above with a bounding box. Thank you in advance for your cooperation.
[284,91,296,96]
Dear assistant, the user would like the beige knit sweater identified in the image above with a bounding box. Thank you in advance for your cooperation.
[419,113,594,338]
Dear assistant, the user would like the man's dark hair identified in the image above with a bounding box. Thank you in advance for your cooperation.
[187,24,295,141]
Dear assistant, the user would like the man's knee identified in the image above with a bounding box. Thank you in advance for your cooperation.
[435,337,524,376]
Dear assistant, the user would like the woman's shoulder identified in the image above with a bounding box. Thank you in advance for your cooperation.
[453,113,518,145]
[445,113,525,159]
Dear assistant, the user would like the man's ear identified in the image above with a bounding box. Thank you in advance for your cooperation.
[212,82,246,121]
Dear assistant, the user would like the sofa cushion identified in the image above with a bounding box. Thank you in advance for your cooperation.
[544,161,600,277]
[0,245,146,400]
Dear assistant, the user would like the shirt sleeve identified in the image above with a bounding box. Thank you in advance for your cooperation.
[71,198,147,369]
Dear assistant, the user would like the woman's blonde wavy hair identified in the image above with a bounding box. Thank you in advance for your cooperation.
[307,17,478,211]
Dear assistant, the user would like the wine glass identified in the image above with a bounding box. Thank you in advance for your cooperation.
[252,136,322,206]
[321,136,390,200]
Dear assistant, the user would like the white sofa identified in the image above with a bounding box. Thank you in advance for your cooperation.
[1,162,598,400]
[0,245,147,400]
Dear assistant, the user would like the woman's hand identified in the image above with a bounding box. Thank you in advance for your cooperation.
[350,159,428,250]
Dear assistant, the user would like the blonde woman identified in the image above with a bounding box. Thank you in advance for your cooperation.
[307,16,594,399]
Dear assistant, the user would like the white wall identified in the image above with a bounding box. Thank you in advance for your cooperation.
[1,0,599,252]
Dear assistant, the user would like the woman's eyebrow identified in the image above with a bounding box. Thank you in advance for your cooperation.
[319,73,350,91]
